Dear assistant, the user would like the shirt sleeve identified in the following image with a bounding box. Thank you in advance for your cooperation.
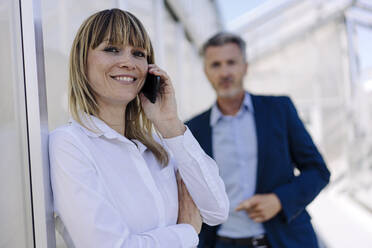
[49,129,199,248]
[164,127,229,226]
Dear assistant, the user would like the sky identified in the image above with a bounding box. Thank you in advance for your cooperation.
[216,0,270,24]
[357,26,372,72]
[357,25,372,90]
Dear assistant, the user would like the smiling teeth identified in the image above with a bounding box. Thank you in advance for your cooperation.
[114,76,134,82]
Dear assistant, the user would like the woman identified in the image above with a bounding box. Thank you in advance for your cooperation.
[49,8,229,248]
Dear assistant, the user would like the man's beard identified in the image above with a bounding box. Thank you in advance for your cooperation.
[217,87,242,98]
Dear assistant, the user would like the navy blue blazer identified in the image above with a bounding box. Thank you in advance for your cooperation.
[186,94,330,248]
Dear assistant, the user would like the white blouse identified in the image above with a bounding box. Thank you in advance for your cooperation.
[49,115,229,248]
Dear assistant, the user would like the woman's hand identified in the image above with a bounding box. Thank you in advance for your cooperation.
[139,64,185,138]
[176,172,202,234]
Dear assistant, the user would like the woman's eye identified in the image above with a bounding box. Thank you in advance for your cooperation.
[133,50,146,58]
[103,46,120,53]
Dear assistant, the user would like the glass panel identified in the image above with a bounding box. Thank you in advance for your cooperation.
[0,0,34,247]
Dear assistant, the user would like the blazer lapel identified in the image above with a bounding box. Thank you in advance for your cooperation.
[205,111,213,158]
[251,95,268,193]
[200,109,213,158]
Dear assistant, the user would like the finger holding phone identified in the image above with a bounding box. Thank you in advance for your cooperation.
[140,64,186,138]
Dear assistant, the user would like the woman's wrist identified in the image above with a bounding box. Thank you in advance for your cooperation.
[155,118,186,138]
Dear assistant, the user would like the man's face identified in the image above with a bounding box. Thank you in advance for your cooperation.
[204,43,247,98]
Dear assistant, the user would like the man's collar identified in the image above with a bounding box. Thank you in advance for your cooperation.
[210,92,254,126]
[243,92,254,113]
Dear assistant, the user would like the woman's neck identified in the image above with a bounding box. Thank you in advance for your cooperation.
[98,103,126,136]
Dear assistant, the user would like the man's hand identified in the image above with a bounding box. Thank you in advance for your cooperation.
[235,193,282,223]
[176,172,202,234]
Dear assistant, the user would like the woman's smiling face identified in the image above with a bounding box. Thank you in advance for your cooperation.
[86,40,149,107]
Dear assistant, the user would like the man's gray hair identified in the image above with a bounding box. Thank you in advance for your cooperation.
[201,32,247,60]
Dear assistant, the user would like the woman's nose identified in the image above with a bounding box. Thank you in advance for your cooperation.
[117,51,135,69]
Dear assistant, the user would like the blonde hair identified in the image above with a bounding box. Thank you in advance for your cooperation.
[69,9,169,165]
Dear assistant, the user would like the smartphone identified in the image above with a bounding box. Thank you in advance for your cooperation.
[141,73,161,103]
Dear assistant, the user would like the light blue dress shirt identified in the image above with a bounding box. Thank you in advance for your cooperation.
[211,92,265,238]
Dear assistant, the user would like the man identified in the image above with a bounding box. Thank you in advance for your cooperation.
[186,32,330,248]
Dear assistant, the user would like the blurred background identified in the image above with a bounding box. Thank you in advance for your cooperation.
[1,0,372,247]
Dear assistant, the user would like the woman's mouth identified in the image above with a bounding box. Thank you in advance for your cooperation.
[111,75,137,83]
